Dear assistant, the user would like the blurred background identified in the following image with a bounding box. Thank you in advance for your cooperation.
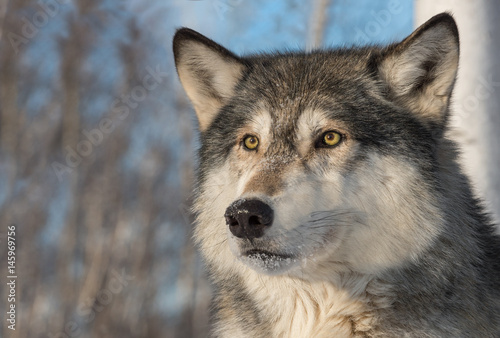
[0,0,498,337]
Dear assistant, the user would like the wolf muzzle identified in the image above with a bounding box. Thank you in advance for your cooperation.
[224,199,274,241]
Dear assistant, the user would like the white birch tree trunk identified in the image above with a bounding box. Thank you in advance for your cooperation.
[416,1,500,226]
[307,0,331,50]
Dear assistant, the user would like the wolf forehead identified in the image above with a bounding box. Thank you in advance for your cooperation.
[229,52,397,105]
[237,49,378,106]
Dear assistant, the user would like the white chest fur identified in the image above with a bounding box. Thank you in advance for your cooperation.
[242,271,391,338]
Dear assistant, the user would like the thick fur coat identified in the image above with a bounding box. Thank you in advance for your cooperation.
[173,13,500,337]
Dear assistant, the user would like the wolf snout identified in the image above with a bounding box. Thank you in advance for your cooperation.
[224,199,274,240]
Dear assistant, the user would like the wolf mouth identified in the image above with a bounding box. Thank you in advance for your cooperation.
[241,249,297,273]
[244,249,293,261]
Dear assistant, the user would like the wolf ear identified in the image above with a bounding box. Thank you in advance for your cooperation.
[378,13,459,129]
[173,28,246,131]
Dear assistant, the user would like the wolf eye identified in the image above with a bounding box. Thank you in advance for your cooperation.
[320,131,342,147]
[243,135,259,150]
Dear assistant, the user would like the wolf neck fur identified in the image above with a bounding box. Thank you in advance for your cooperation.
[231,267,391,337]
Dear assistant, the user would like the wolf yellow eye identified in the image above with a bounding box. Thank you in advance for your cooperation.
[243,135,259,150]
[322,131,342,147]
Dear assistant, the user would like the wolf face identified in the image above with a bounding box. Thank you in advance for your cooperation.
[174,14,500,337]
[173,14,459,279]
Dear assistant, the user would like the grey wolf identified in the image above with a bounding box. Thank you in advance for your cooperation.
[173,13,500,337]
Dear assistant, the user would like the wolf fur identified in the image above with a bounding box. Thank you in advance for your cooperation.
[173,13,500,337]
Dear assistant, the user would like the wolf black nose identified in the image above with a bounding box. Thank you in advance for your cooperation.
[225,199,274,240]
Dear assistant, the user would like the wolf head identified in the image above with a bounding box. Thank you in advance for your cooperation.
[173,14,459,279]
